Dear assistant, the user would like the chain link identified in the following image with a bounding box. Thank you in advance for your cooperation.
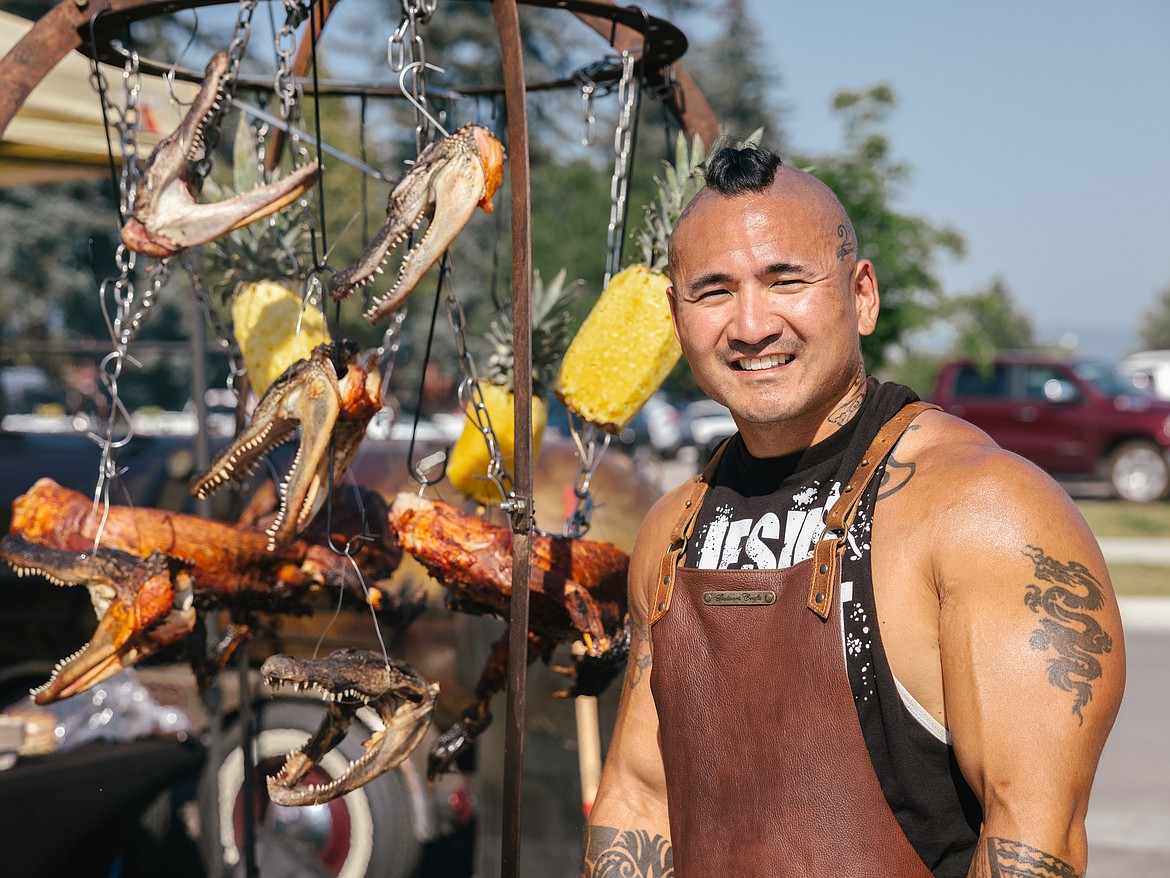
[274,0,308,156]
[562,50,641,537]
[86,44,177,536]
[603,51,639,285]
[388,0,440,152]
[193,0,259,180]
[563,415,611,538]
[443,266,513,505]
[184,263,248,396]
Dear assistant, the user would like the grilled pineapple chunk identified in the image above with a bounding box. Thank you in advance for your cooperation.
[555,264,678,432]
[447,268,578,504]
[231,280,330,397]
[555,132,710,432]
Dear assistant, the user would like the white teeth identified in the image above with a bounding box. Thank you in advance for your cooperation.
[740,354,792,371]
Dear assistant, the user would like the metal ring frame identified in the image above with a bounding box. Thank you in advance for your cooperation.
[0,3,719,877]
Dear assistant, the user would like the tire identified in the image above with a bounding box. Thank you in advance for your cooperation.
[1108,440,1170,503]
[199,699,423,878]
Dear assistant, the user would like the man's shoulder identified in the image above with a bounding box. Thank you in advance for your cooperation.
[900,407,1042,480]
[882,407,1080,521]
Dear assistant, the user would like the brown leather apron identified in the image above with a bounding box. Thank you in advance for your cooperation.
[649,402,937,877]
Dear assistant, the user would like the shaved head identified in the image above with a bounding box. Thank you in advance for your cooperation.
[670,147,858,283]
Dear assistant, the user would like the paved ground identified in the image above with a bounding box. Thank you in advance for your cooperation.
[1085,620,1170,875]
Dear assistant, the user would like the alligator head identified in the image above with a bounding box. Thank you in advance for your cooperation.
[0,535,195,704]
[327,123,505,323]
[261,648,438,805]
[120,51,319,258]
[191,340,383,552]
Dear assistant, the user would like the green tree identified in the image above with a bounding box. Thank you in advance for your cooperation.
[949,278,1037,362]
[794,86,965,370]
[689,0,781,142]
[1137,282,1170,351]
[884,279,1038,397]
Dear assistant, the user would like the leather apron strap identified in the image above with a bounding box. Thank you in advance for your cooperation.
[652,400,937,625]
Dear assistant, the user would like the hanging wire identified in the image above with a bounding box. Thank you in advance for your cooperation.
[406,257,452,487]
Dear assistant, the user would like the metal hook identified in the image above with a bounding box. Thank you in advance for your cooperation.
[164,10,200,107]
[398,61,449,138]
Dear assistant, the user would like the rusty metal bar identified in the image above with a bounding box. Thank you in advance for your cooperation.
[491,0,532,875]
[569,0,719,146]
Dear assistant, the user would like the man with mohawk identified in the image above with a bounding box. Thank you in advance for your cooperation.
[582,144,1124,878]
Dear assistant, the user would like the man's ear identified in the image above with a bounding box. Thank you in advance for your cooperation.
[853,260,880,337]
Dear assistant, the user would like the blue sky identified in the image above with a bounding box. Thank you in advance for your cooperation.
[129,1,1167,360]
[720,0,1170,358]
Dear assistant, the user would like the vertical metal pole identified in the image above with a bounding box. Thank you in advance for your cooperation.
[491,2,532,877]
[188,293,227,875]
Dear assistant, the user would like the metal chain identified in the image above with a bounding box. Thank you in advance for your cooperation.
[603,50,639,285]
[563,414,611,539]
[87,44,174,534]
[444,265,513,506]
[90,40,142,216]
[578,78,596,147]
[378,306,408,386]
[193,0,260,180]
[184,263,248,397]
[274,0,309,161]
[388,0,440,152]
[564,51,639,537]
[572,56,623,148]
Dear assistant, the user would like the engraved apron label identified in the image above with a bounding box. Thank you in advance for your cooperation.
[702,590,777,606]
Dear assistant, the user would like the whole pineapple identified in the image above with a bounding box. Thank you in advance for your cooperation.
[206,118,329,397]
[447,268,579,505]
[554,132,709,432]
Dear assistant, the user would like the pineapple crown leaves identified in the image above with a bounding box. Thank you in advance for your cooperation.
[636,131,709,270]
[635,127,767,271]
[202,115,311,299]
[486,267,581,398]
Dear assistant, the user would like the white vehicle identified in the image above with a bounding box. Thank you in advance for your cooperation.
[1119,350,1170,400]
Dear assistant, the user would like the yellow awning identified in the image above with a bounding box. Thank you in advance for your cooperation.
[0,9,197,188]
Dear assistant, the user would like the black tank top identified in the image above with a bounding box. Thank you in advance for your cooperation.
[685,379,982,877]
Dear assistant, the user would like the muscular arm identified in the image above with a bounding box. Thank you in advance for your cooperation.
[581,492,682,877]
[906,421,1125,877]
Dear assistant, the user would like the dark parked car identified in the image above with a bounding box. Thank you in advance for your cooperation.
[931,355,1170,503]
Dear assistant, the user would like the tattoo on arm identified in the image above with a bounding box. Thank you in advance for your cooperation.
[624,617,653,691]
[582,826,674,878]
[876,425,919,500]
[827,365,866,425]
[1022,546,1115,723]
[967,836,1081,878]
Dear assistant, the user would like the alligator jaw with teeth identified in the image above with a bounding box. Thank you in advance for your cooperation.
[327,123,505,324]
[190,340,383,552]
[0,535,195,704]
[120,50,319,258]
[261,648,438,806]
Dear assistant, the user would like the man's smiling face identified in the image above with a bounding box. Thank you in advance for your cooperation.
[667,168,879,456]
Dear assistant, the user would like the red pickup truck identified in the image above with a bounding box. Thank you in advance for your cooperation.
[930,355,1170,502]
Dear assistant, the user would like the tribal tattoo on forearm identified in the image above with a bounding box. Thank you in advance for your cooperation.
[582,826,674,878]
[1023,545,1115,723]
[967,836,1081,878]
[827,365,866,426]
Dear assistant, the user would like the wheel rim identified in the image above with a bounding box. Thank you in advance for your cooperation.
[1113,446,1169,502]
[216,728,374,878]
